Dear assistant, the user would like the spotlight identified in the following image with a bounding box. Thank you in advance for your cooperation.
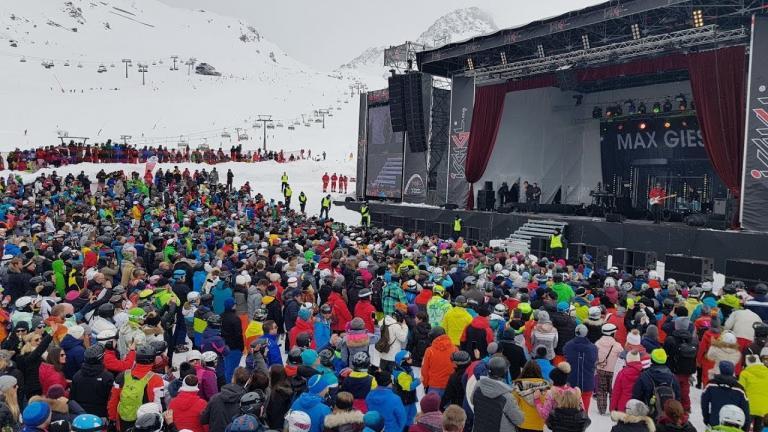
[682,121,688,127]
[592,106,602,118]
[663,98,673,113]
[693,9,704,28]
[631,23,641,40]
[626,99,636,114]
[581,34,590,50]
[664,121,671,128]
[500,51,507,65]
[637,102,647,114]
[639,122,647,130]
[676,93,687,111]
[652,102,662,114]
[467,57,474,70]
[537,44,545,58]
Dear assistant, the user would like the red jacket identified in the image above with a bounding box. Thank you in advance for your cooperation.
[328,292,352,333]
[354,299,377,333]
[322,174,329,184]
[169,390,209,432]
[288,317,316,350]
[39,362,69,397]
[610,360,643,412]
[104,349,135,374]
[421,334,457,389]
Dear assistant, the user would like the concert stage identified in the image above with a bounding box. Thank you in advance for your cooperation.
[342,200,767,273]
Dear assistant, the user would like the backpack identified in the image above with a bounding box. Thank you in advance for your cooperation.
[117,371,154,421]
[649,379,676,420]
[375,322,393,353]
[370,278,385,310]
[673,337,698,375]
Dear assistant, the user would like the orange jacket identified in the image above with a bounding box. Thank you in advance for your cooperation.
[421,334,457,389]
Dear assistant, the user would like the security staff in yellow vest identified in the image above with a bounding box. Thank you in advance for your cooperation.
[550,227,564,259]
[283,184,293,210]
[453,215,462,240]
[320,194,331,219]
[280,172,288,192]
[298,191,307,213]
[360,202,371,227]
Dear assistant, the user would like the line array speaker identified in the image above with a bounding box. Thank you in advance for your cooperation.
[388,75,406,132]
[403,72,427,152]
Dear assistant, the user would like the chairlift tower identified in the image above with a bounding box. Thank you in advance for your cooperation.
[317,109,330,129]
[122,58,132,78]
[138,64,148,85]
[255,115,273,151]
[120,135,132,145]
[170,55,179,71]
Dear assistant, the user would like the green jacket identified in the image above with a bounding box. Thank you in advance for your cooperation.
[52,259,67,297]
[552,282,575,303]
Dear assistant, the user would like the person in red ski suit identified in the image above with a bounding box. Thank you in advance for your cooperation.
[331,173,338,192]
[322,173,330,192]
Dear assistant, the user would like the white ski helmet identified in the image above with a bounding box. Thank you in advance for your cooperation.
[719,404,745,428]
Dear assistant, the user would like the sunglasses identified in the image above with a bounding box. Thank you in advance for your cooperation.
[15,329,27,333]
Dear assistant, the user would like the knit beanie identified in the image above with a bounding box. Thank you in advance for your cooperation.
[301,349,319,367]
[420,392,441,413]
[645,325,659,342]
[626,399,649,417]
[549,362,571,386]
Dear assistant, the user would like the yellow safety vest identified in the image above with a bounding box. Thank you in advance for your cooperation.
[284,187,292,198]
[281,174,288,182]
[322,198,331,208]
[454,219,462,231]
[361,205,369,216]
[550,234,563,249]
[299,194,307,203]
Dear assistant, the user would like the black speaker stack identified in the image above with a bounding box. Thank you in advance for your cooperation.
[530,237,550,258]
[568,243,609,268]
[612,248,657,273]
[388,75,406,132]
[725,259,768,285]
[403,73,427,152]
[664,254,714,283]
[476,182,496,211]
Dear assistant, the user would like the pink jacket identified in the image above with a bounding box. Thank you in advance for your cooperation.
[195,365,218,401]
[595,336,623,372]
[610,360,643,412]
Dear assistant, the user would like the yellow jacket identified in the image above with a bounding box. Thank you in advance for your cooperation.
[739,363,768,416]
[442,306,473,346]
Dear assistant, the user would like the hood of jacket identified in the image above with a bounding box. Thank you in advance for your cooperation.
[415,411,443,432]
[324,410,364,429]
[431,334,454,351]
[29,395,68,413]
[294,317,313,333]
[513,378,549,406]
[217,383,245,403]
[365,387,398,408]
[60,334,83,351]
[610,411,656,432]
[294,392,324,411]
[469,315,489,329]
[535,322,556,333]
[477,376,512,399]
[79,361,105,377]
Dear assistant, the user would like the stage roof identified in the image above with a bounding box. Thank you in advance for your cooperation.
[417,0,761,82]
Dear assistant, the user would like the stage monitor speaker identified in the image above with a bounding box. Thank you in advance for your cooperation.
[632,251,657,271]
[484,181,494,191]
[388,75,406,132]
[530,237,549,258]
[606,213,624,223]
[585,245,610,269]
[403,73,427,152]
[612,248,631,272]
[685,213,707,227]
[726,259,768,284]
[665,254,714,282]
[476,190,495,211]
[567,243,586,263]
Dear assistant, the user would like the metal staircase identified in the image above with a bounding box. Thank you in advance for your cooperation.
[504,219,568,254]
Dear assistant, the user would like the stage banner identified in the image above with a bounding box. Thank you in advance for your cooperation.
[601,116,707,180]
[356,93,368,198]
[365,105,404,199]
[447,75,473,206]
[403,140,428,203]
[741,15,768,232]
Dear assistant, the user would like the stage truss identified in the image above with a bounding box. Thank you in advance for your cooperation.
[384,41,428,71]
[467,24,748,83]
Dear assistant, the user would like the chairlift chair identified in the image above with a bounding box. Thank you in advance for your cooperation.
[267,123,275,129]
[238,133,249,141]
[221,130,231,138]
[314,118,322,123]
[254,123,262,129]
[19,57,26,63]
[64,61,70,67]
[276,122,284,128]
[288,125,295,130]
[77,62,83,68]
[304,123,311,127]
[97,64,107,73]
[110,63,116,68]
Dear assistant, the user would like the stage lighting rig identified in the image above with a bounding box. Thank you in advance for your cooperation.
[664,121,671,129]
[637,102,647,114]
[537,44,545,59]
[652,102,662,114]
[676,93,687,111]
[631,23,641,40]
[581,34,590,50]
[625,99,636,114]
[639,122,647,130]
[592,106,602,118]
[467,58,474,70]
[663,98,673,113]
[693,9,704,28]
[500,52,508,65]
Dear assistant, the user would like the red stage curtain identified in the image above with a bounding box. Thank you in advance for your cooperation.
[576,53,689,82]
[686,46,746,198]
[465,74,557,208]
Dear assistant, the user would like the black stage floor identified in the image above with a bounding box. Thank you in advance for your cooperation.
[341,201,767,273]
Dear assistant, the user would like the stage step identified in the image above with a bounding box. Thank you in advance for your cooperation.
[506,219,568,256]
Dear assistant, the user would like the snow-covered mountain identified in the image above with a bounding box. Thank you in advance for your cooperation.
[0,0,361,153]
[340,7,498,86]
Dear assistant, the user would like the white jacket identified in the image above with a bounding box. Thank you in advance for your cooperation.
[724,309,762,341]
[378,315,408,362]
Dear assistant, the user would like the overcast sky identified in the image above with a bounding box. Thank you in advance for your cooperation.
[158,0,604,70]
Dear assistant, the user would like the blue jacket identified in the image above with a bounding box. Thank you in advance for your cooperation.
[261,333,283,367]
[290,393,331,432]
[364,387,407,432]
[211,283,232,314]
[746,295,768,322]
[60,334,86,380]
[563,336,597,392]
[314,317,332,351]
[701,375,750,428]
[535,358,554,383]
